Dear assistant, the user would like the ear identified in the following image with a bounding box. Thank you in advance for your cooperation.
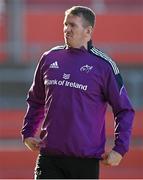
[86,26,93,36]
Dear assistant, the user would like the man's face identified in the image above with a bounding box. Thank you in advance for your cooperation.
[63,14,88,48]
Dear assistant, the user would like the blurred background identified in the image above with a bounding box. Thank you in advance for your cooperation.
[0,0,143,178]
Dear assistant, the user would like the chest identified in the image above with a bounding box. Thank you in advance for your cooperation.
[42,53,104,94]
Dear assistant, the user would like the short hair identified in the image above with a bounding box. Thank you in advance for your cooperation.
[65,6,95,28]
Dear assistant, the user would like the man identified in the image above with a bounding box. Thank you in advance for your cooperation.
[21,6,135,179]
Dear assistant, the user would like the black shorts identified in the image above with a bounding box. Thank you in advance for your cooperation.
[34,154,100,179]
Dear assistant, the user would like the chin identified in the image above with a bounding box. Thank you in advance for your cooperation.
[65,40,73,47]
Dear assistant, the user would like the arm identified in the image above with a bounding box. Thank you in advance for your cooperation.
[21,54,46,149]
[102,67,135,165]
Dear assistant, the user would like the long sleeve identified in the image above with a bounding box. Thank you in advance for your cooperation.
[104,67,135,156]
[21,55,46,140]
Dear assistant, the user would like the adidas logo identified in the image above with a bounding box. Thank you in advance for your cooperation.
[49,61,59,69]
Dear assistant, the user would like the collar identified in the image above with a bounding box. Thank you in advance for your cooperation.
[65,40,93,52]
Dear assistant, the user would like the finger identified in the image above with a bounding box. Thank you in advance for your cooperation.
[27,141,40,151]
[111,163,119,166]
[101,153,108,160]
[30,144,40,151]
[24,137,41,151]
[101,156,115,166]
[101,159,111,166]
[101,157,110,166]
[101,152,111,166]
[106,157,120,166]
[32,141,41,150]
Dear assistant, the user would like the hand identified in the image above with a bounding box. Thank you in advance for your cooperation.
[24,137,41,151]
[101,150,122,166]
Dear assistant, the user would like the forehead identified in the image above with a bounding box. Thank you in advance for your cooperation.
[64,14,84,24]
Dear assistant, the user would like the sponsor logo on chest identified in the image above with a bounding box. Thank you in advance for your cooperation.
[46,62,94,91]
[45,73,88,91]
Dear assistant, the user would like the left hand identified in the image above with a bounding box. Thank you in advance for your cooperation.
[101,150,122,166]
[24,137,41,151]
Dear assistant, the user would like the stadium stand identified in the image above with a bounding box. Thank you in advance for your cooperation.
[0,17,6,61]
[26,0,91,5]
[0,0,143,64]
[24,11,143,64]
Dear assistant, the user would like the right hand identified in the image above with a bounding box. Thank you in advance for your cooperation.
[24,137,41,151]
[101,150,122,166]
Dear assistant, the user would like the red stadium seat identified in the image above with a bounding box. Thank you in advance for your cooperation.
[26,0,91,6]
[24,10,143,64]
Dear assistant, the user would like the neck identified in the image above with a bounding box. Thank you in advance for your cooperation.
[66,40,92,50]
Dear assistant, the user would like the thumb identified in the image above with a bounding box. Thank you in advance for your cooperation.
[101,152,110,166]
[101,152,108,160]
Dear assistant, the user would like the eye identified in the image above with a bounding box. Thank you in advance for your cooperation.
[70,23,76,27]
[64,22,67,26]
[63,22,76,28]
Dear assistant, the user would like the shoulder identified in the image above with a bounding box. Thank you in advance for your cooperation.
[43,45,66,56]
[89,46,120,75]
[38,45,65,66]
